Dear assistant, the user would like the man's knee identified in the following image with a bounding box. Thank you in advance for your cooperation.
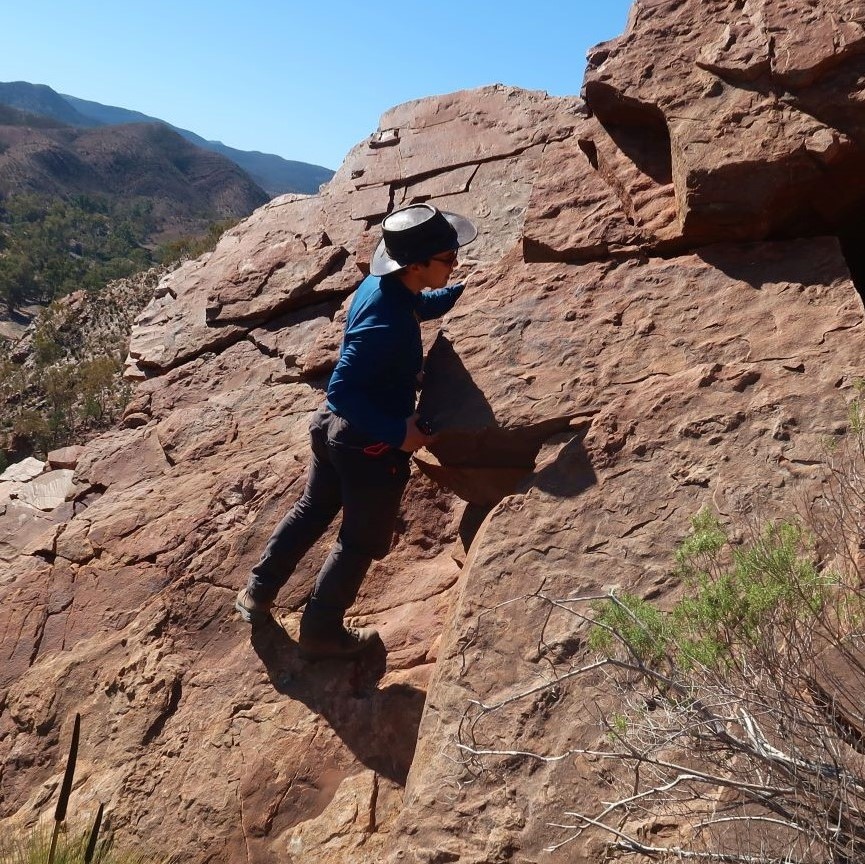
[293,493,340,525]
[339,526,394,561]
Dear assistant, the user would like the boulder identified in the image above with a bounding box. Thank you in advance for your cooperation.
[14,470,75,512]
[126,259,248,375]
[0,504,59,564]
[0,456,45,483]
[387,235,865,860]
[47,445,85,471]
[582,0,865,247]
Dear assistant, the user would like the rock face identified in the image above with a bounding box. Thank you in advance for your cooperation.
[573,0,865,253]
[2,6,865,863]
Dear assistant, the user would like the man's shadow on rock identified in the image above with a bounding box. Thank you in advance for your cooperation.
[248,617,424,786]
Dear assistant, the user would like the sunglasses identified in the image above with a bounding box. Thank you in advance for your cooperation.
[430,251,458,266]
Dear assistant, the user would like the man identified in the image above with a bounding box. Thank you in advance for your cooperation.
[235,203,477,659]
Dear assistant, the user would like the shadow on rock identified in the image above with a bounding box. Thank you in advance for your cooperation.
[529,432,598,499]
[416,332,597,507]
[697,239,846,289]
[417,333,496,430]
[249,616,426,786]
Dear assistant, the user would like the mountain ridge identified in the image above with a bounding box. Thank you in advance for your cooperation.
[0,81,334,195]
[0,117,270,229]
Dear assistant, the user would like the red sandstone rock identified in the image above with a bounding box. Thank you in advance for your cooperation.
[248,300,341,382]
[387,235,864,861]
[4,8,865,863]
[582,0,865,248]
[523,115,680,260]
[126,259,247,375]
[47,446,85,471]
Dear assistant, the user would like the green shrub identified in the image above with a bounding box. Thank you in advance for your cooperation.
[588,591,669,665]
[591,511,836,673]
[581,505,865,862]
[12,409,53,454]
[156,217,238,264]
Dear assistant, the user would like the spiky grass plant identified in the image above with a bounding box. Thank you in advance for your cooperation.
[0,821,160,864]
[0,714,169,864]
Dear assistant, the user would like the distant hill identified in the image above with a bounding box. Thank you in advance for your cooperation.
[0,82,334,195]
[0,102,67,130]
[0,115,269,226]
[62,94,335,196]
[0,81,95,127]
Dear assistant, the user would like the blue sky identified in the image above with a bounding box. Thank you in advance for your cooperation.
[2,1,633,171]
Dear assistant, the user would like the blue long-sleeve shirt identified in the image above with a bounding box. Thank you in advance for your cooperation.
[326,273,465,446]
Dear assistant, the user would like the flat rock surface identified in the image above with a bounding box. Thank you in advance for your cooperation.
[126,258,247,375]
[13,469,75,512]
[4,8,865,863]
[0,456,44,483]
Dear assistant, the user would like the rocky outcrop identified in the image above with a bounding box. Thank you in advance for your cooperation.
[564,0,865,255]
[0,456,77,566]
[1,267,168,462]
[3,5,865,863]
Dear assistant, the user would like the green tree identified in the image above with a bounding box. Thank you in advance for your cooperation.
[79,356,122,422]
[12,408,52,454]
[31,310,64,366]
[41,364,79,445]
[0,252,33,313]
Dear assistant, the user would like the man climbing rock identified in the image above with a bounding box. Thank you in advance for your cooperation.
[235,203,477,659]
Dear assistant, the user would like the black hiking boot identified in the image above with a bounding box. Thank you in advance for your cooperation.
[298,622,379,660]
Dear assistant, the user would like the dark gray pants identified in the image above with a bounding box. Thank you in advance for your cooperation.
[248,406,410,631]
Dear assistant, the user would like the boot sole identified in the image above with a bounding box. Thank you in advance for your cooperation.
[234,597,273,624]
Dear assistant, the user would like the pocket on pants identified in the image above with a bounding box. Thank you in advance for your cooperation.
[343,446,410,488]
[326,412,375,449]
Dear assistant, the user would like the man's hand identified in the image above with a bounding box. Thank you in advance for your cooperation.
[399,413,437,452]
[458,270,478,292]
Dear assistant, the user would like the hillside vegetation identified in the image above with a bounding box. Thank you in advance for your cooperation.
[0,192,235,313]
[0,105,265,317]
[0,119,269,223]
[0,266,166,465]
[0,197,235,465]
[0,194,152,312]
[0,108,250,465]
